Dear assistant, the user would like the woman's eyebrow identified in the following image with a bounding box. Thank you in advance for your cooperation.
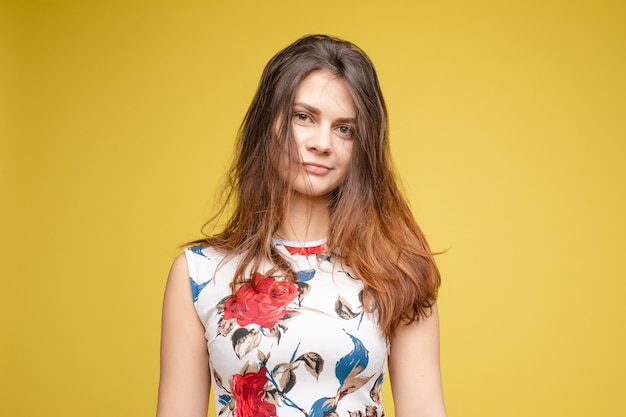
[293,102,356,123]
[293,102,320,115]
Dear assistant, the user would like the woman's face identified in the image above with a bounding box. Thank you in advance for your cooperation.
[283,69,357,199]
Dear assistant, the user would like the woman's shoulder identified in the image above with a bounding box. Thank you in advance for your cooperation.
[181,244,242,286]
[182,244,235,271]
[184,244,214,259]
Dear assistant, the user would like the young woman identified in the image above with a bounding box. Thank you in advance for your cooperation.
[157,34,446,417]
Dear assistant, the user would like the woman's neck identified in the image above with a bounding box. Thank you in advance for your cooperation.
[275,194,330,242]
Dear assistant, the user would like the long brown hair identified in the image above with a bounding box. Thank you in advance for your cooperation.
[194,34,440,338]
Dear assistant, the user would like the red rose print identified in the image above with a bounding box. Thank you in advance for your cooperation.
[224,273,299,329]
[231,369,277,417]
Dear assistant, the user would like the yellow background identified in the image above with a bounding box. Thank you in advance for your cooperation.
[2,1,625,416]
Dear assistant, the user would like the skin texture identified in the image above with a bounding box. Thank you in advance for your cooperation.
[389,305,447,417]
[156,255,210,417]
[156,70,447,417]
[288,70,356,200]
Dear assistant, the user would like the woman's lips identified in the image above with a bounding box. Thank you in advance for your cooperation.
[303,162,330,175]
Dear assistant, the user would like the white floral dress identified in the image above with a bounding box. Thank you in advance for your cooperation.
[186,237,388,417]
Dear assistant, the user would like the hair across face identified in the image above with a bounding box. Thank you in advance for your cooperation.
[282,69,357,200]
[238,34,389,205]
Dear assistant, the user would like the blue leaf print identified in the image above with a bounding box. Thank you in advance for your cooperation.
[190,276,211,302]
[289,342,302,362]
[297,269,316,282]
[218,394,230,406]
[317,253,332,263]
[309,397,337,417]
[335,333,369,387]
[189,245,210,260]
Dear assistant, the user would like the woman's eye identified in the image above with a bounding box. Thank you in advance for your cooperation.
[295,113,309,122]
[338,125,354,136]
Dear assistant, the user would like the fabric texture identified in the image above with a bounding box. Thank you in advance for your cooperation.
[186,237,388,417]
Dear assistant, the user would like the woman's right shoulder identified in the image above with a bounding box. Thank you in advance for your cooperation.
[181,244,228,267]
[178,245,237,297]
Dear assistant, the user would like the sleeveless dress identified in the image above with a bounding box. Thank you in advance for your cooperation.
[185,237,388,417]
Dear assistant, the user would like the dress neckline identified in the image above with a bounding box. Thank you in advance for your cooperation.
[271,236,328,248]
[272,236,328,257]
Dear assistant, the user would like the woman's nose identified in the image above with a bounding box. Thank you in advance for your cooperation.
[306,127,332,154]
